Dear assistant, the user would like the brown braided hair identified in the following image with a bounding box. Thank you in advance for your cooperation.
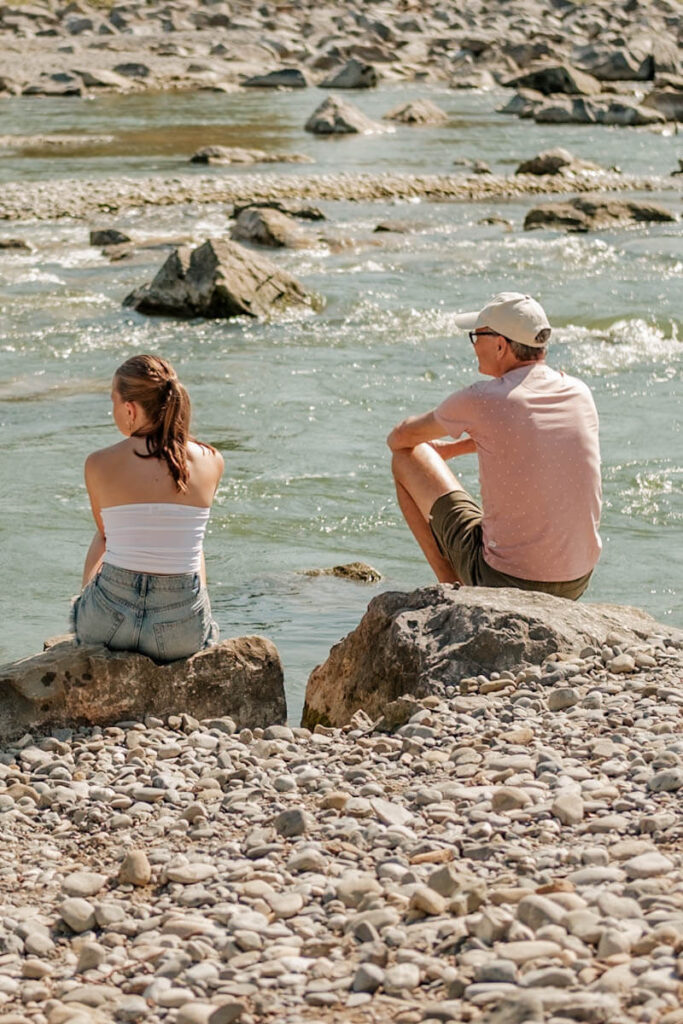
[114,354,210,492]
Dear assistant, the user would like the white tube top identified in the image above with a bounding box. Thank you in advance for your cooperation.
[101,503,211,574]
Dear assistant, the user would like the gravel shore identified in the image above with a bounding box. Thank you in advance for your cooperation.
[0,632,681,1024]
[0,170,675,222]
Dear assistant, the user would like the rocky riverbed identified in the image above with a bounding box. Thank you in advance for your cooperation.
[0,0,680,105]
[0,626,681,1024]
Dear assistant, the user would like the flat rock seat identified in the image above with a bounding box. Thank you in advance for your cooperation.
[0,636,285,740]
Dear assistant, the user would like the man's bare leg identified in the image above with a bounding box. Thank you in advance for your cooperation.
[391,443,465,584]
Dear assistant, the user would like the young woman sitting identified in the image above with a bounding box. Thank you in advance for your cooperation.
[71,354,224,662]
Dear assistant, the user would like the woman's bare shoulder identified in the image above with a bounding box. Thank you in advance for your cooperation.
[85,439,130,473]
[189,440,224,464]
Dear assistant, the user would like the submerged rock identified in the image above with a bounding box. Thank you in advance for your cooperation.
[0,237,31,251]
[190,146,312,165]
[524,196,676,232]
[302,585,680,728]
[515,148,603,176]
[383,99,448,124]
[0,636,286,739]
[123,238,318,319]
[302,562,382,583]
[305,95,384,135]
[89,228,131,246]
[230,206,312,248]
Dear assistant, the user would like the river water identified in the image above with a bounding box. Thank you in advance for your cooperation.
[0,85,681,722]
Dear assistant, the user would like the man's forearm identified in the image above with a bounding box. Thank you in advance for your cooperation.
[430,438,476,460]
[386,411,443,451]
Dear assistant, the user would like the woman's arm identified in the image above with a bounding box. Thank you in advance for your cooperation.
[82,452,107,588]
[82,531,105,587]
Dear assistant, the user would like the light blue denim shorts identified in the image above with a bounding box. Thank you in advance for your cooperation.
[71,563,219,663]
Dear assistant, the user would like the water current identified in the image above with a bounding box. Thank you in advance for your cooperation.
[0,86,681,722]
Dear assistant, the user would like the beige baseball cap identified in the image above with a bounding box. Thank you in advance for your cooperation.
[453,291,551,347]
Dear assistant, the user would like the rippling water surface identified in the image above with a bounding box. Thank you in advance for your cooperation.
[0,86,681,721]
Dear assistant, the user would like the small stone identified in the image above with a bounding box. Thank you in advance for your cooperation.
[548,687,579,711]
[60,898,96,933]
[428,864,460,897]
[77,941,106,971]
[209,1003,245,1024]
[623,852,674,878]
[266,892,304,919]
[383,962,421,993]
[62,871,108,898]
[409,885,446,916]
[274,808,311,837]
[352,963,384,993]
[491,787,532,811]
[551,793,584,825]
[166,863,216,884]
[647,768,683,792]
[370,797,413,826]
[609,653,636,673]
[118,849,151,886]
[336,872,382,908]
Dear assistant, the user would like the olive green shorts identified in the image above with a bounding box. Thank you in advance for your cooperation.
[429,489,592,601]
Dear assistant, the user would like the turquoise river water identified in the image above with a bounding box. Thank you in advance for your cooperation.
[0,85,681,722]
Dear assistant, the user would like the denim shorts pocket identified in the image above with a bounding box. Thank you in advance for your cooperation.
[152,594,212,662]
[74,582,126,647]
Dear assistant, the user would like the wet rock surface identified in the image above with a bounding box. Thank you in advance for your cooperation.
[524,196,677,232]
[0,636,286,740]
[123,238,318,319]
[0,599,681,1024]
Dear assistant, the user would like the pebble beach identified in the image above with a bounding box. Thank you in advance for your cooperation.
[1,631,682,1024]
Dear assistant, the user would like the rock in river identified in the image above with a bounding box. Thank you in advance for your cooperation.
[0,635,286,739]
[524,197,676,232]
[305,95,384,135]
[383,99,449,125]
[123,238,317,318]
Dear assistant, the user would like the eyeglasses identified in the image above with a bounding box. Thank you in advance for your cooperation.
[469,330,500,345]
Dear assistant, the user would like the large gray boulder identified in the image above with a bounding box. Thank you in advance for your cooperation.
[0,637,286,741]
[302,586,680,729]
[123,239,317,319]
[305,95,384,135]
[506,64,601,97]
[524,197,676,233]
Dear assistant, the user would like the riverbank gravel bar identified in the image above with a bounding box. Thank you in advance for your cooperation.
[0,170,675,223]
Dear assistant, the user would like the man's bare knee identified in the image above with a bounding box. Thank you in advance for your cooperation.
[391,444,432,482]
